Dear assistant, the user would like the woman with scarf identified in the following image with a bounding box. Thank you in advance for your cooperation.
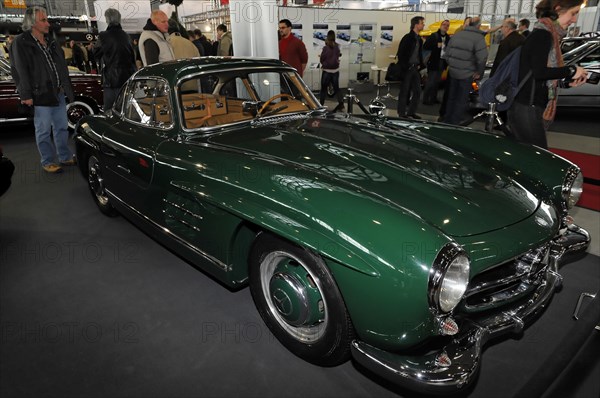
[507,0,588,148]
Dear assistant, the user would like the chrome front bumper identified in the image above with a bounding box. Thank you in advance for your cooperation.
[351,223,591,394]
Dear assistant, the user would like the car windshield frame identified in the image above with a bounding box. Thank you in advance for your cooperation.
[176,66,322,133]
[562,39,600,64]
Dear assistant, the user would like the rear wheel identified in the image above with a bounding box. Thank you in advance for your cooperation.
[87,154,118,217]
[249,233,354,366]
[66,100,96,130]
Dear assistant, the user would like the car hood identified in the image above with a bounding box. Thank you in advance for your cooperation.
[203,115,539,237]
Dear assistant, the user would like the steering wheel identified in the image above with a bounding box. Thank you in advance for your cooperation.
[257,93,294,116]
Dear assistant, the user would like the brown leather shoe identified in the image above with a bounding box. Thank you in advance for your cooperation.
[42,164,63,173]
[60,157,77,166]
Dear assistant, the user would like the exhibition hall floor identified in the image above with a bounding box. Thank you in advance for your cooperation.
[1,109,599,397]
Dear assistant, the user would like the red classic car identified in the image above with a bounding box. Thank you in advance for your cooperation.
[0,57,103,129]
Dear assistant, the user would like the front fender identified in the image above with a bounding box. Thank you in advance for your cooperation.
[169,172,453,350]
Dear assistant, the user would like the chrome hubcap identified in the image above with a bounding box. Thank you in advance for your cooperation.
[260,251,326,342]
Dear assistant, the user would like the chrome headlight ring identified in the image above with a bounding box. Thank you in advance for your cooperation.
[561,166,583,211]
[428,242,470,314]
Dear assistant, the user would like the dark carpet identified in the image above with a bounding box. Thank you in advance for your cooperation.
[1,129,599,398]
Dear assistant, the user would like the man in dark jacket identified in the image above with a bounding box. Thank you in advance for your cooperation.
[191,30,205,56]
[422,19,450,104]
[93,8,137,110]
[70,40,85,71]
[10,6,75,173]
[518,19,530,37]
[490,20,525,77]
[395,16,425,118]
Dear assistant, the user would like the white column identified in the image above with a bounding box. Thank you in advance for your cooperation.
[228,0,279,58]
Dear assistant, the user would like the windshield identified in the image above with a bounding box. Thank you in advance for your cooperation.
[178,68,321,129]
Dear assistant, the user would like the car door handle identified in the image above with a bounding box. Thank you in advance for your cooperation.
[116,164,131,174]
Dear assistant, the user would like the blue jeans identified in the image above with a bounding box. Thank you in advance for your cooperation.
[444,77,472,125]
[33,95,73,166]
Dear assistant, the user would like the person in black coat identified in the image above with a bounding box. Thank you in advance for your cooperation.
[422,20,450,104]
[93,8,137,110]
[507,0,588,148]
[490,21,525,77]
[518,18,531,37]
[395,16,425,118]
[70,40,85,71]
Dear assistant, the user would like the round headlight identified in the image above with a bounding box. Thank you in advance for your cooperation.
[564,170,583,209]
[429,243,470,314]
[439,255,470,313]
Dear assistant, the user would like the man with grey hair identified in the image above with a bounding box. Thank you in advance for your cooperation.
[443,16,488,125]
[490,20,525,77]
[92,8,137,110]
[10,6,75,173]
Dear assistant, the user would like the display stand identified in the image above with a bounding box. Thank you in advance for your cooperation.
[347,23,376,93]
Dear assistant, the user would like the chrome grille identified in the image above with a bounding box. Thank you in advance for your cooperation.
[458,245,550,313]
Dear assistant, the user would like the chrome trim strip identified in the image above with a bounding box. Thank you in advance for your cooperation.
[163,198,204,221]
[106,189,228,271]
[165,214,202,233]
[0,117,31,122]
[250,113,308,127]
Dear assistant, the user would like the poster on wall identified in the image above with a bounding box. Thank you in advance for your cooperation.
[336,24,351,47]
[291,24,303,41]
[358,24,374,44]
[313,23,328,47]
[380,25,393,47]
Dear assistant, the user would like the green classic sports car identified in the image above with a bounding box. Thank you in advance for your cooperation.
[74,57,590,393]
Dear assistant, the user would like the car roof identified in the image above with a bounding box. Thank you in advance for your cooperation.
[135,57,294,81]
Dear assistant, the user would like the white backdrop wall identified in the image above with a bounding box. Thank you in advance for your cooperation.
[158,1,213,20]
[93,0,152,32]
[278,7,463,89]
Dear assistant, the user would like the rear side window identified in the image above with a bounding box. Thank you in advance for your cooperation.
[123,78,173,127]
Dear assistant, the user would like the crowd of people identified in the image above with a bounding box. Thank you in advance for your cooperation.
[8,7,236,174]
[7,0,591,174]
[311,0,588,150]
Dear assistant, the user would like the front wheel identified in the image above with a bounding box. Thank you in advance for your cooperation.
[249,233,354,366]
[87,154,118,217]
